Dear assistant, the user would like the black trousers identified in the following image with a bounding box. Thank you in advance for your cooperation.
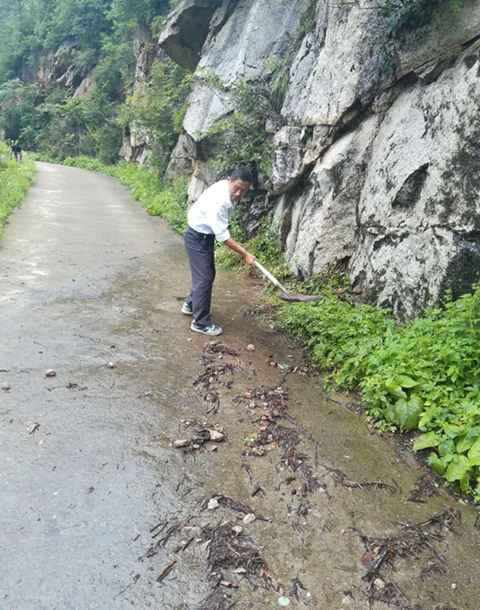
[184,226,216,327]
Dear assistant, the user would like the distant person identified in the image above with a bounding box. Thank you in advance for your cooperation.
[183,167,257,336]
[10,141,21,162]
[10,141,17,160]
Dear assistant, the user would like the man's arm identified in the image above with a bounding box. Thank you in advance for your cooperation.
[223,237,257,267]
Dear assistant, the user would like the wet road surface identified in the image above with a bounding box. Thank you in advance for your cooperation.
[1,162,479,609]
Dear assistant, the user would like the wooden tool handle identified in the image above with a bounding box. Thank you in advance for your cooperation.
[254,261,290,295]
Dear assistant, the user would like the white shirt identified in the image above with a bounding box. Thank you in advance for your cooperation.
[187,180,234,243]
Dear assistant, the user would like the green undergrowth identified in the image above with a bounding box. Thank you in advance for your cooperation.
[278,288,480,502]
[34,153,189,233]
[0,142,35,235]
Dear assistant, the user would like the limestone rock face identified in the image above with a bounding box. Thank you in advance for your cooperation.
[161,0,480,318]
[350,49,480,318]
[181,0,308,138]
[159,0,222,71]
[120,25,160,163]
[73,73,94,99]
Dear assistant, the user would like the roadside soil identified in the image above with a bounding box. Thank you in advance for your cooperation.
[1,162,479,610]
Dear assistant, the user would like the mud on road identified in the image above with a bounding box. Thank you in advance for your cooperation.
[1,163,479,609]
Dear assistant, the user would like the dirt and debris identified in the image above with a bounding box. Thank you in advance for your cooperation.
[407,474,440,503]
[2,382,11,391]
[45,369,57,377]
[290,576,316,605]
[193,342,240,414]
[172,420,226,454]
[199,522,280,592]
[141,516,193,559]
[200,494,270,523]
[359,508,460,606]
[156,559,176,583]
[197,590,235,610]
[326,466,397,493]
[203,341,238,358]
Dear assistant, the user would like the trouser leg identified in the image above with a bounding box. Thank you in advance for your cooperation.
[184,229,215,327]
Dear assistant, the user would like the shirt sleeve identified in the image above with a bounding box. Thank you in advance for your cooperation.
[205,201,231,242]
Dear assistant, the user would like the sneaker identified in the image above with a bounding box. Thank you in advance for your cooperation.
[181,302,193,315]
[190,321,223,336]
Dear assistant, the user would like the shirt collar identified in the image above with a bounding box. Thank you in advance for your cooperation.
[224,180,235,208]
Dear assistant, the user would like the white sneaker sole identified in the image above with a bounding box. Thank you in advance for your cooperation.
[181,306,193,315]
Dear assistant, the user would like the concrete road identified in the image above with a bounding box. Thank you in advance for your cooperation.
[1,163,479,610]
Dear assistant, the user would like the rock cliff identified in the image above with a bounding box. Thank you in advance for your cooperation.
[158,0,480,318]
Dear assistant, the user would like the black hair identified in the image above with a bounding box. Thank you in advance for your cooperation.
[229,167,253,183]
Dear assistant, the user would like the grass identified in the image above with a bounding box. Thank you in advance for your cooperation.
[0,143,36,236]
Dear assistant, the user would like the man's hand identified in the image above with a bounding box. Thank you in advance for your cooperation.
[243,252,257,267]
[224,237,257,267]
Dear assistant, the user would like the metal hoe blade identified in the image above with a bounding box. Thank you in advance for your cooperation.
[254,261,325,303]
[277,293,325,303]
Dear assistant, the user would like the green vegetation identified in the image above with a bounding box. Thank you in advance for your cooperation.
[375,0,464,38]
[0,142,36,235]
[0,0,183,173]
[121,58,191,175]
[199,71,273,186]
[278,286,480,500]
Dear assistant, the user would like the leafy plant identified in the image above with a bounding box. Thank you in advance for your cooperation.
[199,71,273,185]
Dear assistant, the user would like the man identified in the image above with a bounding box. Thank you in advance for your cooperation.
[183,167,257,336]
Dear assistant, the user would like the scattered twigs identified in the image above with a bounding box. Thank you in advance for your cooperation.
[200,523,280,592]
[141,516,194,559]
[359,509,460,606]
[407,474,440,503]
[321,464,396,493]
[197,590,236,610]
[241,463,253,485]
[156,559,176,583]
[193,342,241,414]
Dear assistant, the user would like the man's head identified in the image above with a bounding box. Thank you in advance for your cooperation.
[227,167,252,202]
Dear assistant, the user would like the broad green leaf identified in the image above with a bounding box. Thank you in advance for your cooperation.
[445,455,470,483]
[459,471,470,493]
[385,405,396,424]
[444,424,461,440]
[394,398,421,430]
[414,432,439,451]
[397,375,418,388]
[438,440,455,458]
[456,435,471,454]
[428,453,446,475]
[468,437,480,467]
[409,394,424,411]
[385,378,407,400]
